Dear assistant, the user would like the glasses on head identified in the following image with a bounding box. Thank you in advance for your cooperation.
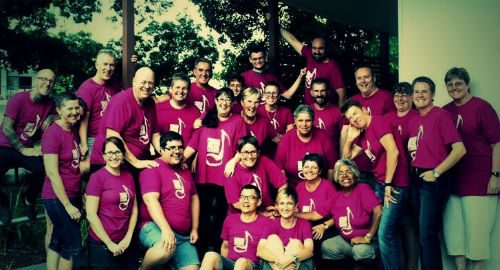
[338,171,353,177]
[264,92,278,97]
[37,77,55,84]
[217,98,232,104]
[163,145,185,151]
[241,150,258,156]
[104,151,123,159]
[239,195,258,201]
[446,81,465,89]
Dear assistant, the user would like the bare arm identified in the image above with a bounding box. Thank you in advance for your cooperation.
[487,142,500,194]
[296,211,323,221]
[152,132,161,154]
[118,198,138,251]
[78,112,90,158]
[335,88,346,107]
[190,194,200,244]
[220,240,229,258]
[281,68,306,99]
[379,133,400,206]
[142,192,175,251]
[342,125,362,159]
[280,28,304,55]
[86,195,121,255]
[2,116,40,156]
[420,142,466,182]
[183,146,197,161]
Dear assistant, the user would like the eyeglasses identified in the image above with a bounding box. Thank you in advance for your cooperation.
[104,151,123,159]
[446,81,465,89]
[393,93,409,98]
[241,150,258,156]
[264,92,278,97]
[37,77,55,84]
[163,145,185,151]
[338,171,353,177]
[217,98,232,104]
[239,195,258,201]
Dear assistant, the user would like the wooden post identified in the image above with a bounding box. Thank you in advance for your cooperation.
[267,0,280,74]
[122,0,135,88]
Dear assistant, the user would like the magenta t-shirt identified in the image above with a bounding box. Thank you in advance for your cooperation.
[444,97,500,196]
[275,127,337,187]
[256,106,293,135]
[328,183,381,240]
[90,89,157,165]
[187,83,217,114]
[231,102,243,115]
[312,104,341,148]
[271,218,313,246]
[241,69,285,95]
[76,78,121,138]
[408,107,462,169]
[156,100,200,144]
[221,214,274,263]
[225,156,287,213]
[41,123,81,199]
[301,46,344,105]
[296,179,336,215]
[139,158,197,235]
[86,168,135,242]
[356,116,410,187]
[244,114,277,146]
[0,92,55,148]
[187,114,247,186]
[383,110,419,150]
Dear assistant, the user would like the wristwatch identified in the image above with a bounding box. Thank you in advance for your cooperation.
[432,169,441,178]
[323,222,329,229]
[364,233,373,243]
[492,171,500,177]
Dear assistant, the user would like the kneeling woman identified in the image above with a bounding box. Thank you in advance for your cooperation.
[85,136,138,269]
[258,187,314,270]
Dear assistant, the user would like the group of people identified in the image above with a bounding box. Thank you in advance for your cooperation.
[0,26,499,270]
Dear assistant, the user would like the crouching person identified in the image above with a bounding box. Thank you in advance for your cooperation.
[200,184,273,270]
[258,187,314,270]
[138,131,200,270]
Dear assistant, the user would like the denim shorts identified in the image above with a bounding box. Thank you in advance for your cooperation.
[139,221,200,268]
[43,197,82,260]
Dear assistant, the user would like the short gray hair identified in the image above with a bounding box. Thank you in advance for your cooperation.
[293,104,315,120]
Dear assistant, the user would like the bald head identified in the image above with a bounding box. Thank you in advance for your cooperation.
[34,69,56,97]
[132,67,155,103]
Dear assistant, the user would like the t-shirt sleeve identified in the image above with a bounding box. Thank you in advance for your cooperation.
[221,215,231,240]
[105,99,130,133]
[41,127,60,154]
[301,219,313,240]
[301,46,312,59]
[187,129,201,150]
[360,184,381,212]
[439,111,462,145]
[264,157,287,188]
[139,168,161,195]
[284,109,294,127]
[479,102,500,144]
[76,82,93,111]
[375,118,392,139]
[225,175,241,204]
[321,133,337,168]
[85,173,103,196]
[4,94,22,119]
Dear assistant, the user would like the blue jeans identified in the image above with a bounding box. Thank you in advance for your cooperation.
[411,168,450,270]
[375,183,408,270]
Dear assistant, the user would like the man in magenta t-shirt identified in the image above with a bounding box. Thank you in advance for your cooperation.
[90,67,160,170]
[280,28,345,106]
[156,73,200,144]
[77,49,122,158]
[0,68,57,224]
[200,184,273,270]
[188,58,217,114]
[310,78,341,150]
[138,131,200,270]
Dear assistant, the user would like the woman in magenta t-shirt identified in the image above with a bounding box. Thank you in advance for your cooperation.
[184,87,247,255]
[85,137,138,269]
[225,135,287,216]
[441,68,500,270]
[41,93,83,270]
[239,87,277,147]
[408,76,466,270]
[275,105,337,188]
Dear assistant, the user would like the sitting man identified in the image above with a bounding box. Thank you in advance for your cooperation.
[200,184,273,270]
[138,131,200,270]
[0,68,57,224]
[258,187,314,270]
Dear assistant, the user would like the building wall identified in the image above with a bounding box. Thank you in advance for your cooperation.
[398,0,500,112]
[398,1,500,269]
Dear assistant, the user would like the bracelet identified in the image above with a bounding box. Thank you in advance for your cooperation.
[384,182,393,187]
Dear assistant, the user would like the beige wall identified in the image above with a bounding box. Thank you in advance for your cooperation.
[398,0,500,112]
[398,1,500,269]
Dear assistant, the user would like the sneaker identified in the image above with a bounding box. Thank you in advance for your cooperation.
[0,206,11,225]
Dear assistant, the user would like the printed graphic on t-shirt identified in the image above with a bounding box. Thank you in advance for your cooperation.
[251,174,262,195]
[339,207,354,235]
[139,116,150,144]
[234,230,253,253]
[20,114,41,141]
[305,68,317,88]
[173,172,186,199]
[456,114,463,128]
[206,129,230,166]
[119,185,132,211]
[270,117,279,130]
[169,118,186,135]
[364,141,376,163]
[194,95,209,113]
[317,118,326,130]
[408,124,424,161]
[302,198,316,213]
[100,93,112,116]
[71,141,81,168]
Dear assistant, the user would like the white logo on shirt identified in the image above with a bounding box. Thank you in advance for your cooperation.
[20,114,41,141]
[302,198,316,213]
[169,118,186,135]
[139,116,150,144]
[100,93,112,116]
[408,124,424,161]
[194,95,210,113]
[234,230,254,253]
[270,117,279,130]
[456,114,463,128]
[305,68,317,88]
[364,140,376,163]
[71,141,81,168]
[251,174,262,195]
[397,125,402,135]
[119,185,132,211]
[366,107,372,116]
[173,172,186,199]
[206,129,230,167]
[339,206,354,235]
[317,118,326,130]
